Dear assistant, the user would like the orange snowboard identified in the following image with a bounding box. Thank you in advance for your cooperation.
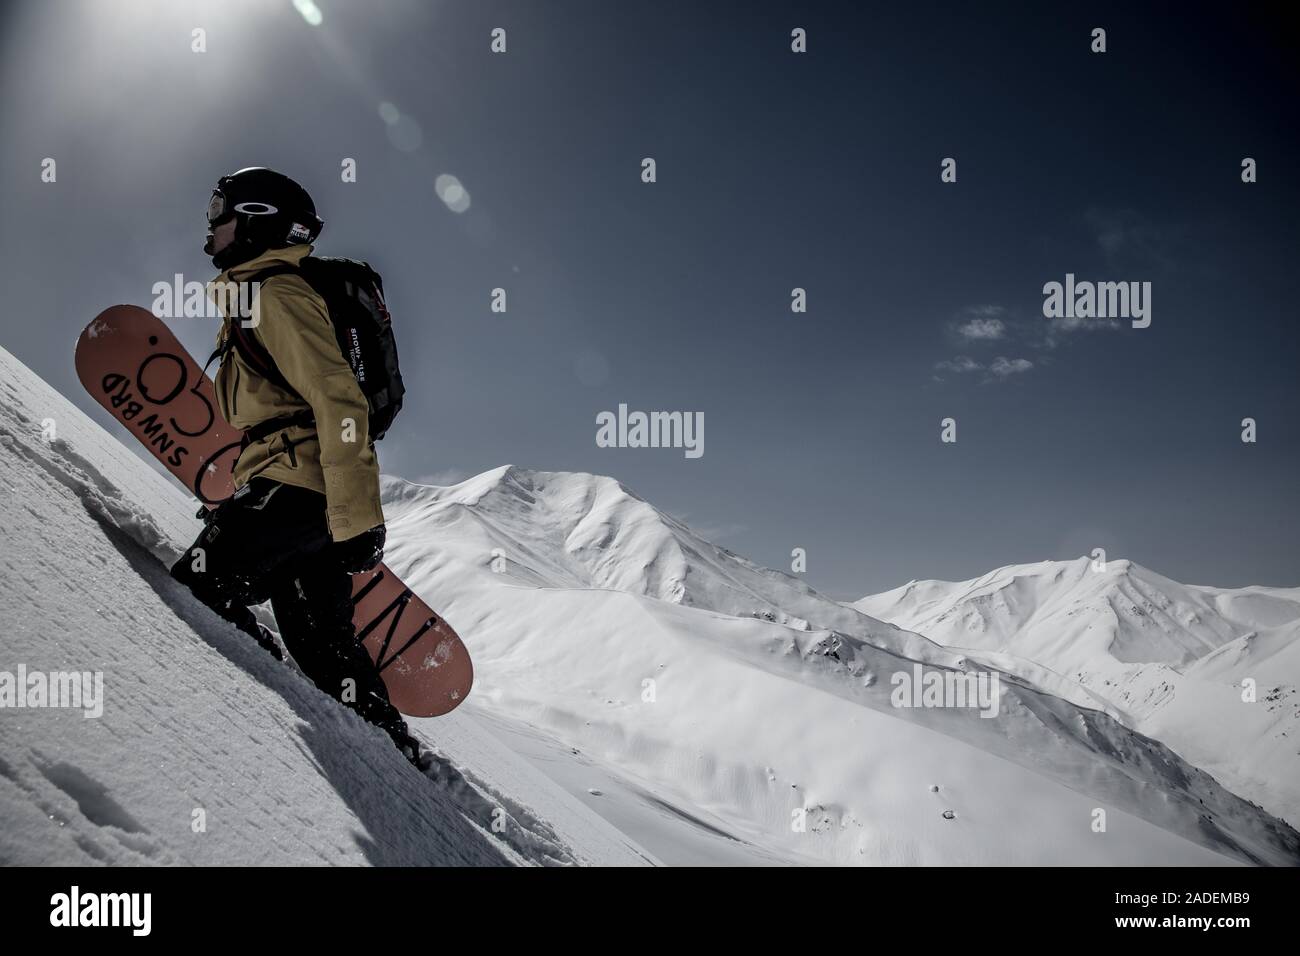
[75,305,472,717]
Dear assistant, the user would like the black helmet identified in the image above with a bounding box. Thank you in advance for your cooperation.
[204,167,324,269]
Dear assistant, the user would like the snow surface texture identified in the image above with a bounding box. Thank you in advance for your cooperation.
[1,343,1296,865]
[0,346,651,866]
[854,560,1300,830]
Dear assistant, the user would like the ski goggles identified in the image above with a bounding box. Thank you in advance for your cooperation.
[206,190,232,227]
[207,189,281,226]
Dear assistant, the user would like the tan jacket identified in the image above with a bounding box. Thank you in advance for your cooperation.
[207,245,384,542]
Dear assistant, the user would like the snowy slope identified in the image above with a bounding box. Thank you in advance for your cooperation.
[0,345,653,867]
[378,468,1300,865]
[4,341,1298,865]
[853,559,1300,828]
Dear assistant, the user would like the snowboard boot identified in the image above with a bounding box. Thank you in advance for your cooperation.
[388,724,431,770]
[385,720,434,770]
[366,699,431,770]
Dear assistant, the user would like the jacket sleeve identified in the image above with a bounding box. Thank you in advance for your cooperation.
[253,276,385,542]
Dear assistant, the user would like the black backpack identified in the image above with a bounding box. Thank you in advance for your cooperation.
[227,257,405,444]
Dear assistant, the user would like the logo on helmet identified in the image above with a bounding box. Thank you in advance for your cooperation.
[233,201,279,215]
[287,222,312,243]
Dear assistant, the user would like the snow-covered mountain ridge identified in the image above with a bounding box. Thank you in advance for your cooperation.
[377,466,1300,864]
[855,559,1300,828]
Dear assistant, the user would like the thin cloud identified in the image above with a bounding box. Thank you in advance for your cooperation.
[989,356,1033,377]
[1083,207,1177,270]
[956,316,1006,341]
[934,354,1034,384]
[1043,313,1121,343]
[935,356,982,374]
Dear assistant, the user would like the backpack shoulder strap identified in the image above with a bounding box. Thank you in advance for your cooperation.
[227,263,307,393]
[228,315,292,393]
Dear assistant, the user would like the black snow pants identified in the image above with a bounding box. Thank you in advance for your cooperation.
[169,477,402,731]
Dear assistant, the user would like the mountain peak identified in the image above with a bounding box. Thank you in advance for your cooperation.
[381,466,888,632]
[854,555,1294,671]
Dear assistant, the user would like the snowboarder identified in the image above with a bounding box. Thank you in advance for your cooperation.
[170,167,424,765]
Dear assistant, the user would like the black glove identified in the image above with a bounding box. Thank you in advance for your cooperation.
[334,524,386,574]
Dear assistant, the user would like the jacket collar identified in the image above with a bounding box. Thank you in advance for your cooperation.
[207,244,313,327]
[214,243,313,284]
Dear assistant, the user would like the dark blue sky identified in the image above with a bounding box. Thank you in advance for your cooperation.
[2,1,1296,596]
